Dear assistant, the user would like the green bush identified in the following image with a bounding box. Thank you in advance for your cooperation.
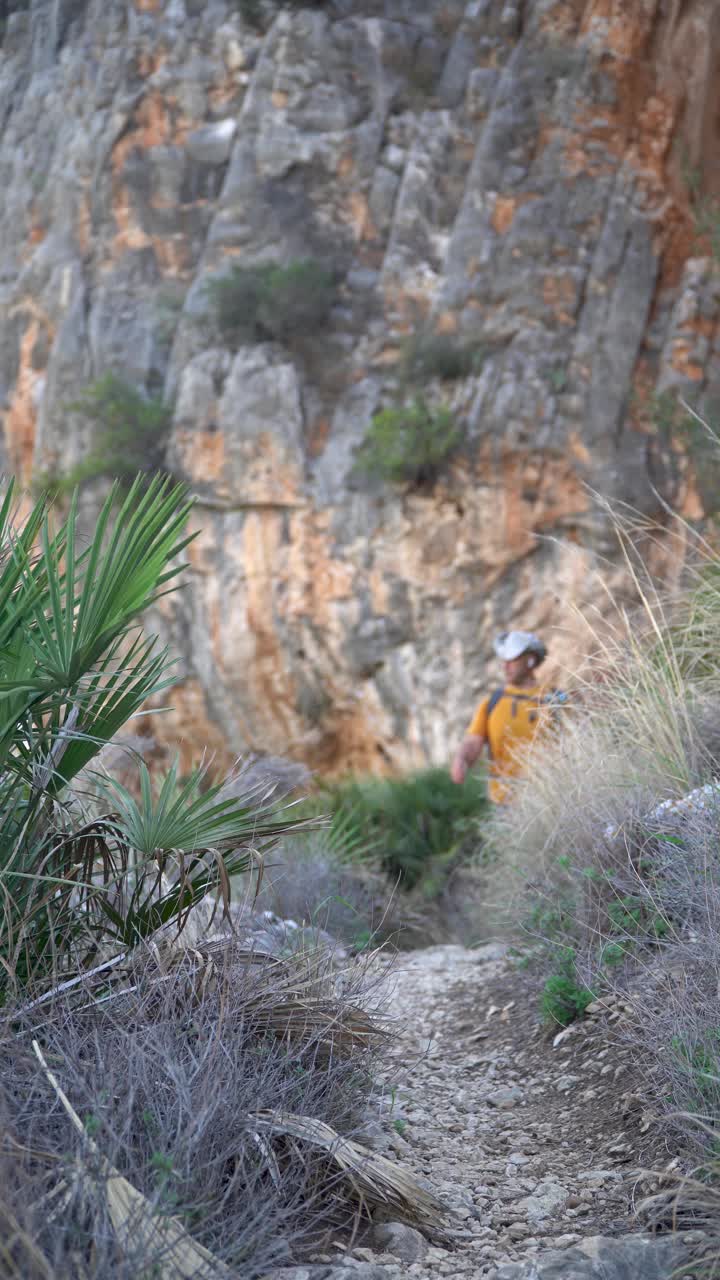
[316,767,488,889]
[355,397,461,489]
[206,258,337,347]
[540,949,594,1027]
[401,331,485,383]
[36,374,171,494]
[0,475,303,999]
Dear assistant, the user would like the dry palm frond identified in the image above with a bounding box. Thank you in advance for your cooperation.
[635,1116,720,1279]
[637,1175,719,1277]
[26,940,391,1060]
[0,1197,55,1280]
[32,1041,231,1280]
[250,1109,448,1230]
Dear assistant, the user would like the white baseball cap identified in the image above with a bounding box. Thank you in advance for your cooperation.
[493,630,547,662]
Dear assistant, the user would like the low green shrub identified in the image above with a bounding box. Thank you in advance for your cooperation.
[316,767,488,889]
[540,949,594,1027]
[206,258,337,347]
[36,374,171,494]
[400,331,485,383]
[355,397,461,488]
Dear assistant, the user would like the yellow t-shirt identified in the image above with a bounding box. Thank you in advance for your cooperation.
[467,684,552,803]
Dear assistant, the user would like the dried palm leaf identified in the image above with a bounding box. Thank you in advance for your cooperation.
[32,1041,231,1280]
[0,1197,55,1280]
[250,1109,448,1230]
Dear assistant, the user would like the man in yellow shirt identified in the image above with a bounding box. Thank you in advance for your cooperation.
[451,631,558,803]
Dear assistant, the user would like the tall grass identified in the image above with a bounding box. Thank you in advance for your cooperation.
[490,519,720,925]
[490,493,720,1221]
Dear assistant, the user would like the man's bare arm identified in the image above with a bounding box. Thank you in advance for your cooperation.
[450,734,485,784]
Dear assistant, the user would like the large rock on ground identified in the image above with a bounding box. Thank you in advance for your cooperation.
[493,1231,695,1280]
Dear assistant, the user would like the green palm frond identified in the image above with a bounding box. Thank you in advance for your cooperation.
[98,759,311,857]
[0,475,197,994]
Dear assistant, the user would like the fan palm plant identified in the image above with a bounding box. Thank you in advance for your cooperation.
[0,475,304,1001]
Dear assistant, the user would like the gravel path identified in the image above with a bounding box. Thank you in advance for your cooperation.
[318,943,670,1279]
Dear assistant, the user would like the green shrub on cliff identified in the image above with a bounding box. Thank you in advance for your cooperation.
[400,330,486,384]
[36,374,171,494]
[207,258,337,347]
[355,398,461,489]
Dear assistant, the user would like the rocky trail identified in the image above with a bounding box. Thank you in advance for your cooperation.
[284,944,703,1280]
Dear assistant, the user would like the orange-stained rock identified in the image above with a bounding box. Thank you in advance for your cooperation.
[2,0,720,781]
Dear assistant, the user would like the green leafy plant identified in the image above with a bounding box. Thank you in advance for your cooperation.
[355,398,461,489]
[0,475,303,1000]
[316,767,488,889]
[540,948,594,1026]
[206,258,337,348]
[400,331,485,383]
[546,366,568,393]
[37,374,172,494]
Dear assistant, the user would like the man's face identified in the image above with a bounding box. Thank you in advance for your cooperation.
[503,654,534,682]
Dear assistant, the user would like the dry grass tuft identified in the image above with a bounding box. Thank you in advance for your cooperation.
[0,941,404,1279]
[488,496,720,1175]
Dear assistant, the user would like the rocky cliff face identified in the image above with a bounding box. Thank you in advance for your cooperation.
[1,0,719,773]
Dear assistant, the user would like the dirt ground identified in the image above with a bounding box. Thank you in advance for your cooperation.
[312,944,682,1279]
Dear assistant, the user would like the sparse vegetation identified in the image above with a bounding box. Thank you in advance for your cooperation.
[648,389,720,515]
[400,330,486,383]
[312,767,488,891]
[35,374,172,494]
[355,397,461,489]
[682,152,720,265]
[206,258,337,348]
[540,948,594,1027]
[232,0,328,31]
[0,946,397,1279]
[0,0,30,43]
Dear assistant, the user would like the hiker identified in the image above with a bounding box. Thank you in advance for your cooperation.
[451,630,563,803]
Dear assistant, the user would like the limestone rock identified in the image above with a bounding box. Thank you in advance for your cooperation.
[492,1232,689,1280]
[371,1221,429,1262]
[0,0,719,773]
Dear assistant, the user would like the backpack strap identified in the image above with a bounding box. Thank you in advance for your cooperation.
[484,687,506,760]
[486,686,505,720]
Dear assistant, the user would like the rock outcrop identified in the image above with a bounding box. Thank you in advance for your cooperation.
[1,0,720,772]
